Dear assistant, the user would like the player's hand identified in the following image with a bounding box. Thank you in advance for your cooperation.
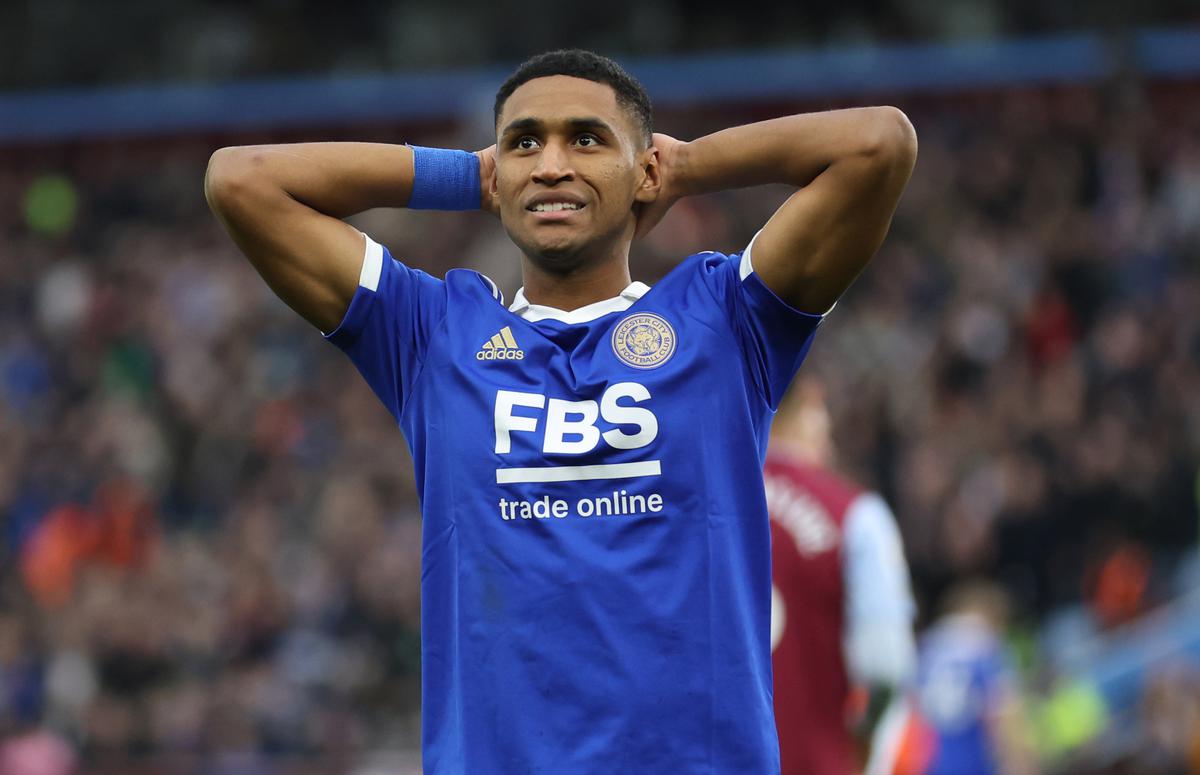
[476,145,500,217]
[634,133,684,239]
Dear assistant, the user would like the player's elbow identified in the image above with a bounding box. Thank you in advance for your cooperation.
[864,107,918,171]
[204,146,267,214]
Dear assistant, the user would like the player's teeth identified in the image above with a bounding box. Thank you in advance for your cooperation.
[533,202,580,212]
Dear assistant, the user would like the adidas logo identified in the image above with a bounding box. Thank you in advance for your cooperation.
[476,326,525,361]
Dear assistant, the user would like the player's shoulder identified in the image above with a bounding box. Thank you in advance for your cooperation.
[639,248,744,307]
[442,267,506,304]
[360,234,448,293]
[685,247,742,278]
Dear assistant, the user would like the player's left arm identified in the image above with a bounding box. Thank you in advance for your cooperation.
[644,107,917,314]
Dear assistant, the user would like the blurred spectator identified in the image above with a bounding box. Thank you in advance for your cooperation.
[1132,663,1200,774]
[0,727,76,775]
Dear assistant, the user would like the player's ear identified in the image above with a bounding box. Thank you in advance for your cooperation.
[485,162,502,218]
[633,144,660,204]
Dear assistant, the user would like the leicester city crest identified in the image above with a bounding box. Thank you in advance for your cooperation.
[611,313,677,369]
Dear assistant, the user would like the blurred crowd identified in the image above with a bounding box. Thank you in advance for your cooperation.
[824,82,1200,615]
[0,79,1198,773]
[6,0,1200,91]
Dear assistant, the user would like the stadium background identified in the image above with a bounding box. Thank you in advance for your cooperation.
[1,1,1199,773]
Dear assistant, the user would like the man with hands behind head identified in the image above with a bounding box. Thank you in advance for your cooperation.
[205,48,916,774]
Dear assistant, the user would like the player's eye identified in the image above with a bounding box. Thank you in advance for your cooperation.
[576,134,601,147]
[515,136,539,150]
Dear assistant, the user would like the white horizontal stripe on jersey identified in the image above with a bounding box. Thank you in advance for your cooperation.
[496,460,661,484]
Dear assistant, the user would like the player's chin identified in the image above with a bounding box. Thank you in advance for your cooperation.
[530,236,583,262]
[509,221,604,264]
[527,222,584,244]
[529,230,601,264]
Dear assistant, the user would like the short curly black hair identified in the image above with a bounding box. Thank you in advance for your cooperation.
[494,49,653,147]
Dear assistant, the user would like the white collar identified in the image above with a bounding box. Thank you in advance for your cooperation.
[508,281,650,324]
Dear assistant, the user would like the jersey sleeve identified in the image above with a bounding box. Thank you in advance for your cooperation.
[842,492,918,686]
[322,232,447,422]
[703,231,828,410]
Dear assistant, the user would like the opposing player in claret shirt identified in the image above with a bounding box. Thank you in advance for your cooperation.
[205,48,917,774]
[766,378,922,775]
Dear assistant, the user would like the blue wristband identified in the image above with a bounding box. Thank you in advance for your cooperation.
[406,145,482,211]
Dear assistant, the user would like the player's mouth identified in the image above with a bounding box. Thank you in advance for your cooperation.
[526,200,586,222]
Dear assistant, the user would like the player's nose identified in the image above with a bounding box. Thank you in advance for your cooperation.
[531,140,574,184]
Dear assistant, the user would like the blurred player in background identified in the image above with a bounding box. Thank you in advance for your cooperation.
[916,581,1036,775]
[205,48,916,773]
[767,377,923,775]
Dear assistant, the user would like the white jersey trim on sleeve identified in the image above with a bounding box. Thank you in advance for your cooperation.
[479,273,504,304]
[359,233,383,292]
[739,230,760,281]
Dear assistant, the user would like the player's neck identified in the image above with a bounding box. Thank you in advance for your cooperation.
[768,439,832,469]
[519,254,633,312]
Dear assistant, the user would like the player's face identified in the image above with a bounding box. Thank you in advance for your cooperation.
[493,75,653,267]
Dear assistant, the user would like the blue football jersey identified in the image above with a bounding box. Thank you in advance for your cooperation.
[917,615,1016,775]
[324,231,824,774]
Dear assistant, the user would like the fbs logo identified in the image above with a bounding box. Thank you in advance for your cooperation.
[477,326,525,361]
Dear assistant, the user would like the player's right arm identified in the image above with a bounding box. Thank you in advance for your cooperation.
[205,142,488,333]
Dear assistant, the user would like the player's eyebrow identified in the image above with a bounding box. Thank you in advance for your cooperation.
[500,116,617,140]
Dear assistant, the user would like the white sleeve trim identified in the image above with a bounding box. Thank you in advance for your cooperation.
[480,273,503,303]
[359,233,383,292]
[842,492,917,685]
[739,228,838,316]
[738,230,760,281]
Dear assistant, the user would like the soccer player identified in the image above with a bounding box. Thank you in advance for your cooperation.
[204,49,916,773]
[916,582,1036,775]
[766,378,920,775]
